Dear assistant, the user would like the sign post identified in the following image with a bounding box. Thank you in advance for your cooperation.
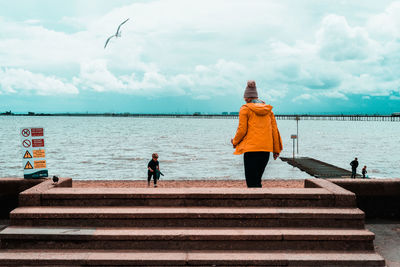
[296,115,299,154]
[291,134,297,162]
[20,127,48,179]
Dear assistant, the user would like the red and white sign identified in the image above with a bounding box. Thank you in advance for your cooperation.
[32,139,44,147]
[31,128,44,137]
[22,129,30,137]
[22,139,31,148]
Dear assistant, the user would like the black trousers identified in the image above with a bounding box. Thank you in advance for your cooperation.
[244,152,270,188]
[351,168,357,178]
[148,171,157,184]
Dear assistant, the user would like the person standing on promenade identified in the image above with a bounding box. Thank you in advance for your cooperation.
[362,165,367,178]
[148,153,160,187]
[231,80,283,188]
[350,157,359,178]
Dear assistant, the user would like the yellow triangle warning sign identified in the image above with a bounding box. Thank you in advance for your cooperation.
[23,150,32,159]
[24,161,33,169]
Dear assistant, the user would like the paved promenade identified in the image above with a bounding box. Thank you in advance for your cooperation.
[366,219,400,267]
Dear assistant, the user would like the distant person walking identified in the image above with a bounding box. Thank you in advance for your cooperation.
[148,153,160,187]
[362,165,367,178]
[350,157,359,178]
[231,80,283,188]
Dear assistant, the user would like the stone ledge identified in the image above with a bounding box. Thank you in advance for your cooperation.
[329,179,400,219]
[328,179,400,196]
[19,178,72,206]
[42,187,333,199]
[0,178,44,219]
[0,250,385,266]
[10,206,365,219]
[305,179,356,207]
[0,227,375,241]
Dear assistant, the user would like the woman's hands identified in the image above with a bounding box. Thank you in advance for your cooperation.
[230,138,236,148]
[232,138,279,160]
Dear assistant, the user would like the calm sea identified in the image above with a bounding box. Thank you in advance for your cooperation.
[0,116,399,180]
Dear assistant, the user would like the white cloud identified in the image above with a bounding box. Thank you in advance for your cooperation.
[0,68,79,95]
[23,19,41,25]
[292,93,318,102]
[2,0,400,104]
[367,2,400,40]
[74,60,125,92]
[320,91,348,100]
[73,58,244,97]
[316,15,373,61]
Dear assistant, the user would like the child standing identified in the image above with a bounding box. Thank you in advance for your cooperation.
[148,153,160,187]
[362,165,367,178]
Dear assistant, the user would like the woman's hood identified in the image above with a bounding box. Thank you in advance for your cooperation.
[244,103,273,116]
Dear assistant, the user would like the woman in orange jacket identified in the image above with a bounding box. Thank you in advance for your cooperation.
[231,80,283,187]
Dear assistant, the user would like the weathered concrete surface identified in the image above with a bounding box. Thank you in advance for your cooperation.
[10,206,366,228]
[305,178,356,207]
[40,187,336,207]
[18,177,72,206]
[73,179,305,188]
[0,178,388,266]
[366,219,400,267]
[330,179,400,218]
[0,250,385,266]
[0,178,44,219]
[0,226,375,251]
[281,157,358,178]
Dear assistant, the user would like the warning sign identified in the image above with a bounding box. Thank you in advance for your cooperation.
[22,139,31,148]
[32,139,44,147]
[22,129,30,137]
[31,128,44,137]
[20,127,48,179]
[24,161,33,169]
[34,160,46,169]
[33,149,45,158]
[23,151,33,159]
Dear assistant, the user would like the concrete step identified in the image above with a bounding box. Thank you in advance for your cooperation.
[36,187,346,207]
[0,226,375,251]
[0,249,385,266]
[10,207,365,228]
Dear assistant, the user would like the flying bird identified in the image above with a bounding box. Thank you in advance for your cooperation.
[104,18,130,49]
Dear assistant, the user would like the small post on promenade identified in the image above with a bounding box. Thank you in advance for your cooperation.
[291,134,297,162]
[296,115,299,154]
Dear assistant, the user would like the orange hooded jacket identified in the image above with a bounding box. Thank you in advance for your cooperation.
[232,102,283,155]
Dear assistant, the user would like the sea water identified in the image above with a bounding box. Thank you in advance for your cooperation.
[0,116,399,180]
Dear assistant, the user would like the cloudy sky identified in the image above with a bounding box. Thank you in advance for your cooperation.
[1,0,400,114]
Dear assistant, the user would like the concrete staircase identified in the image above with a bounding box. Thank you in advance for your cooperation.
[0,178,385,266]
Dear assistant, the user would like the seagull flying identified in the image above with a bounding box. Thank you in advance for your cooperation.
[104,18,130,49]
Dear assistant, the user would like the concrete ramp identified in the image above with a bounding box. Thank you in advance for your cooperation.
[281,157,360,178]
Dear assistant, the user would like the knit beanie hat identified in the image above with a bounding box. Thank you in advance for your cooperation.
[243,80,258,98]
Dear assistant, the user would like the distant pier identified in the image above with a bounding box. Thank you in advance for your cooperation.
[1,112,400,121]
[276,114,400,121]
